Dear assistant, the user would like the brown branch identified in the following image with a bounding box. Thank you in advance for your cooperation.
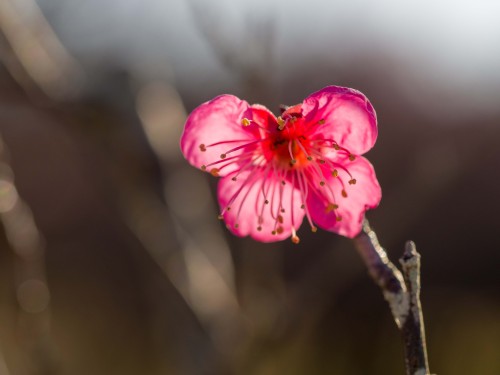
[353,220,431,375]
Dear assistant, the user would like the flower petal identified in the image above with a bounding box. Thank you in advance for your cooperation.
[302,86,377,155]
[180,95,257,176]
[218,168,304,242]
[307,156,381,238]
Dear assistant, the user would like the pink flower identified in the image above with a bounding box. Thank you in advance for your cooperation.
[180,86,381,243]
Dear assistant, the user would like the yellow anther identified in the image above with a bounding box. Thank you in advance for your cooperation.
[336,215,343,221]
[341,190,348,198]
[199,144,207,152]
[311,226,318,233]
[325,203,339,213]
[290,159,297,165]
[332,169,338,177]
[210,168,220,177]
[349,178,357,185]
[277,116,286,130]
[291,235,300,244]
[220,153,227,159]
[318,119,326,125]
[241,118,251,126]
[349,155,356,161]
[333,144,340,150]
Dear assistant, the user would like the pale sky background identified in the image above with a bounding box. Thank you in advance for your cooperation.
[36,0,500,120]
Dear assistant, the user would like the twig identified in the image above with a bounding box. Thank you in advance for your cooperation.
[353,220,431,375]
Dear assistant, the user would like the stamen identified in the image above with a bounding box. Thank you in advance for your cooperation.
[325,203,339,213]
[349,178,357,185]
[349,155,356,161]
[199,144,206,152]
[332,169,338,177]
[336,216,343,221]
[241,118,251,126]
[341,189,348,198]
[277,116,286,130]
[220,153,227,159]
[210,168,220,176]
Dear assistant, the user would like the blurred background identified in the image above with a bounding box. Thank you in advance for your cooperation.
[0,0,499,374]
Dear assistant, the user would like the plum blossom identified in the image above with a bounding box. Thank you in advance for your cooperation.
[180,86,381,243]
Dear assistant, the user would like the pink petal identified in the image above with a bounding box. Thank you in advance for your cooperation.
[180,95,257,176]
[307,156,381,238]
[218,169,304,242]
[302,86,377,155]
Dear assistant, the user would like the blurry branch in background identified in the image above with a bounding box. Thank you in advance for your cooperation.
[0,0,83,101]
[186,0,276,102]
[354,220,430,375]
[0,134,57,375]
[134,82,245,357]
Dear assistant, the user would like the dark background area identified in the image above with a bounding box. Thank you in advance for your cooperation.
[0,1,499,374]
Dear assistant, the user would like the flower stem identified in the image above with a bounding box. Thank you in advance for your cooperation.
[353,220,431,375]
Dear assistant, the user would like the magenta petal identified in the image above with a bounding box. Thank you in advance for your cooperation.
[180,95,255,176]
[302,86,377,155]
[307,156,381,238]
[218,169,304,242]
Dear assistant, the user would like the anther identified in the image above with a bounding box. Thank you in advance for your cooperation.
[281,208,285,213]
[220,153,227,159]
[276,226,284,234]
[290,159,297,165]
[318,119,325,125]
[257,226,262,231]
[232,177,237,181]
[320,181,325,186]
[281,180,286,185]
[307,156,313,161]
[291,235,300,244]
[325,203,339,213]
[227,206,231,211]
[277,116,286,130]
[333,144,340,150]
[300,204,305,209]
[277,215,284,224]
[217,214,224,220]
[201,165,207,171]
[199,144,206,152]
[272,230,277,235]
[234,223,239,228]
[318,159,326,164]
[349,155,356,161]
[349,179,357,185]
[311,226,318,233]
[210,168,220,177]
[265,200,269,205]
[241,118,251,126]
[332,169,338,177]
[341,190,348,198]
[336,216,343,221]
